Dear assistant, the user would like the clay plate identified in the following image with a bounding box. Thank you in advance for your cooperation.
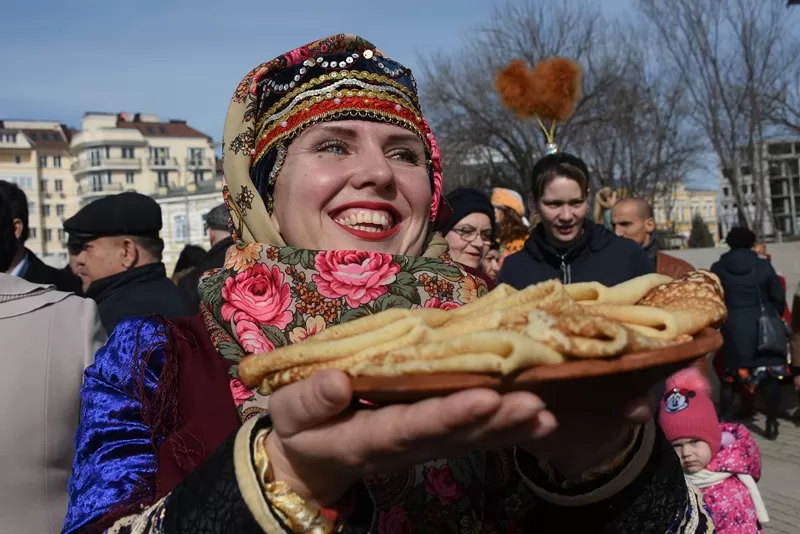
[351,327,723,408]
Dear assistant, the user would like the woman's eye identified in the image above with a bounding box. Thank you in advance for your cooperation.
[317,141,347,155]
[389,149,420,164]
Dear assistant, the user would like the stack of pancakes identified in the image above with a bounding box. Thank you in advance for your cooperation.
[239,270,727,392]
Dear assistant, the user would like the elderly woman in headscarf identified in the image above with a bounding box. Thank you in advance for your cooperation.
[63,35,711,533]
[440,187,496,283]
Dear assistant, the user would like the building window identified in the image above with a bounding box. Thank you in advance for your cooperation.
[173,214,188,242]
[45,229,52,242]
[14,154,21,164]
[55,179,63,192]
[188,148,205,165]
[39,155,48,167]
[54,155,62,168]
[42,205,51,217]
[193,170,205,184]
[722,187,729,197]
[40,180,47,192]
[87,148,103,166]
[150,147,170,165]
[29,228,37,239]
[126,171,135,184]
[121,147,135,159]
[58,229,66,242]
[56,204,65,217]
[90,173,103,192]
[157,171,169,187]
[104,172,112,185]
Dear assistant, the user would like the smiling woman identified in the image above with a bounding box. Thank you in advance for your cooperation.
[63,35,710,534]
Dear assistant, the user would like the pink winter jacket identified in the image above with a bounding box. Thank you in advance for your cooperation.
[696,423,763,534]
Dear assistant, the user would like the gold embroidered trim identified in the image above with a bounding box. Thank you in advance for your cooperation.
[253,428,343,533]
[254,106,427,165]
[258,70,421,130]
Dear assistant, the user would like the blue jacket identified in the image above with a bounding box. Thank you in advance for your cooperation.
[498,220,653,288]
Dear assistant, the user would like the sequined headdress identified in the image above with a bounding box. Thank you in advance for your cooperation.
[494,57,582,155]
[222,34,445,245]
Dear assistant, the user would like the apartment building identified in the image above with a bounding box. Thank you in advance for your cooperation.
[70,112,216,203]
[0,120,77,264]
[652,183,720,246]
[153,179,224,274]
[717,139,800,239]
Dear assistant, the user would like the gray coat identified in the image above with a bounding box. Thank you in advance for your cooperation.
[0,275,106,533]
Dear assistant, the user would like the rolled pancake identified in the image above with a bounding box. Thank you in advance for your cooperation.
[239,315,433,387]
[524,310,629,358]
[583,304,709,339]
[448,283,517,316]
[567,274,673,305]
[348,331,565,376]
[564,282,608,303]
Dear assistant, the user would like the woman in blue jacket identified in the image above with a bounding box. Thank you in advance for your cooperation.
[499,152,652,289]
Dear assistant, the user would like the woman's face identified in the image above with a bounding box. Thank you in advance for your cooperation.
[536,176,588,244]
[445,212,492,268]
[270,120,431,255]
[481,248,501,280]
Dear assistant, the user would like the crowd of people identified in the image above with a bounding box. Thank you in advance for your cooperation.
[0,33,797,533]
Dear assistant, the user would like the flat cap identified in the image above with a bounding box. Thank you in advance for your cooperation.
[64,191,162,245]
[204,203,229,232]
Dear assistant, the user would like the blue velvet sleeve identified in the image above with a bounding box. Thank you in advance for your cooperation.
[62,317,168,534]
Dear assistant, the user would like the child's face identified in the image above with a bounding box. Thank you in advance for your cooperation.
[672,438,712,473]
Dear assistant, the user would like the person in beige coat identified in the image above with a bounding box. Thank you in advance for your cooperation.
[0,199,106,533]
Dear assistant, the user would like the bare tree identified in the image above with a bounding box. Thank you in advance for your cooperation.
[637,0,797,237]
[418,0,622,194]
[575,26,706,200]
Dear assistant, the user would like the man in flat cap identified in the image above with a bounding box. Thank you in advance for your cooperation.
[177,203,234,311]
[64,192,194,334]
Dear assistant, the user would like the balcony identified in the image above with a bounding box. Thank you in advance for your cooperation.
[71,157,142,174]
[185,157,215,169]
[148,157,180,170]
[77,182,125,197]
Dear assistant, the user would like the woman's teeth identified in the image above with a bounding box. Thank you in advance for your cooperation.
[334,210,394,232]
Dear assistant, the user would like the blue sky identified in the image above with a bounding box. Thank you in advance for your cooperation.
[1,0,634,143]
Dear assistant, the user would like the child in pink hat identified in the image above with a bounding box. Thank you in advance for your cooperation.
[660,367,769,533]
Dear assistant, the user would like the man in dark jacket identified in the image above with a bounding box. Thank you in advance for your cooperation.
[64,192,194,334]
[178,203,234,311]
[0,180,82,293]
[498,219,653,289]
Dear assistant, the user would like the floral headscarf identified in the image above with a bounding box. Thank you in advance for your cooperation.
[221,34,445,248]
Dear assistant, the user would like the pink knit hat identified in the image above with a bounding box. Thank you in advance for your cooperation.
[659,367,722,456]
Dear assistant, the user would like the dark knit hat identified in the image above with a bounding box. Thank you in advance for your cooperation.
[442,188,496,237]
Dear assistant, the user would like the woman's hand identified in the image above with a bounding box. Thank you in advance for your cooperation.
[265,369,558,507]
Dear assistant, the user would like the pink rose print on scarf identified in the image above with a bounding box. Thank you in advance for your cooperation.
[425,297,460,311]
[289,315,327,345]
[284,47,310,66]
[313,251,400,308]
[424,465,465,505]
[221,264,292,329]
[378,506,414,534]
[230,379,254,407]
[235,318,275,355]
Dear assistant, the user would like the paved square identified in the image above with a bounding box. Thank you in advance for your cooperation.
[745,414,800,533]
